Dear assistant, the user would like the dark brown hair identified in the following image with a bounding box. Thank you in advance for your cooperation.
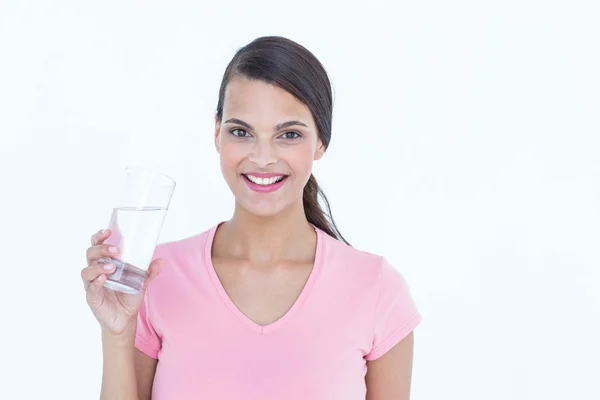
[215,36,349,245]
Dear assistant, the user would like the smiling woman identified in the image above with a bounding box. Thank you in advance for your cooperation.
[82,36,421,400]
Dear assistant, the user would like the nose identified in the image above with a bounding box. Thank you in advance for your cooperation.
[248,138,278,168]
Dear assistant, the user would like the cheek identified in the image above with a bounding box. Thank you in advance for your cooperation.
[283,144,315,175]
[219,141,246,172]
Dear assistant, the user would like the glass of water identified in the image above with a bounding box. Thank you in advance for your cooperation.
[100,166,176,294]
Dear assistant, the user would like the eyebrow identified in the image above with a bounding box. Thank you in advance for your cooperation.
[224,118,308,131]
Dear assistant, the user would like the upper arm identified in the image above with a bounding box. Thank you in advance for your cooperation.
[365,331,415,400]
[134,348,158,400]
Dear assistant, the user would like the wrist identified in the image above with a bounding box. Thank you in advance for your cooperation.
[101,324,137,346]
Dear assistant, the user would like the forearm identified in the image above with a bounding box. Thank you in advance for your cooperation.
[100,326,139,400]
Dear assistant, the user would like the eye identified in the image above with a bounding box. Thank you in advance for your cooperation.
[280,131,301,140]
[230,128,251,138]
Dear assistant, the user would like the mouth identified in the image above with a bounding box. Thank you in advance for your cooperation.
[242,173,289,192]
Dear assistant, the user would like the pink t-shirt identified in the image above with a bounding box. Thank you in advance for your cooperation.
[135,223,421,399]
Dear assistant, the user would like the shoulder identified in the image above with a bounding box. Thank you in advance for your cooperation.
[324,234,423,361]
[145,224,216,292]
[317,231,407,311]
[318,230,421,355]
[320,229,391,282]
[318,229,417,304]
[153,224,215,263]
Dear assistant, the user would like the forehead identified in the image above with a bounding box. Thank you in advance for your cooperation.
[222,76,314,125]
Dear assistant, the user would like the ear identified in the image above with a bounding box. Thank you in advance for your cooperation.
[314,138,325,161]
[214,117,221,154]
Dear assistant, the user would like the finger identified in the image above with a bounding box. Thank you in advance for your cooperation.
[141,258,165,291]
[87,273,107,302]
[81,262,116,288]
[90,229,111,246]
[81,262,115,288]
[86,243,120,265]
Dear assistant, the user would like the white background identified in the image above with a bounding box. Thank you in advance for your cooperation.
[1,1,598,399]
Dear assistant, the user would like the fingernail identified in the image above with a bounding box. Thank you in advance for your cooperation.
[101,229,107,234]
[108,246,118,254]
[104,263,115,270]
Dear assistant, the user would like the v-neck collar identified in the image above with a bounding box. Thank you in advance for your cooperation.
[204,222,324,335]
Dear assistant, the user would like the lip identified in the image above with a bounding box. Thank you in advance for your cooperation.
[242,174,289,193]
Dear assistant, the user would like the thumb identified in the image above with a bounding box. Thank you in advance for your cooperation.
[141,258,165,292]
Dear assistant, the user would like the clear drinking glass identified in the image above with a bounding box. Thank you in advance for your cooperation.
[100,166,176,294]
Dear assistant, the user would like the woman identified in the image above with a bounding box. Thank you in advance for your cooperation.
[82,36,421,399]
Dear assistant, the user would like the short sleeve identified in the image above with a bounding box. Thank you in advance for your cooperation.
[364,257,422,361]
[135,288,161,359]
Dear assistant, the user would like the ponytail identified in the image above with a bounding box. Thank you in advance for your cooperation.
[303,174,350,246]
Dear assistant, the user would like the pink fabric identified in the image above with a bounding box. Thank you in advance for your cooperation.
[136,223,421,399]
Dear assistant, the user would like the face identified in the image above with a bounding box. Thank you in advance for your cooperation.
[215,76,325,217]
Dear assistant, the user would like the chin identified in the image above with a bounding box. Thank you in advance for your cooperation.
[238,199,288,218]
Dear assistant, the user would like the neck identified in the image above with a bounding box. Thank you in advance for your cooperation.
[216,200,316,264]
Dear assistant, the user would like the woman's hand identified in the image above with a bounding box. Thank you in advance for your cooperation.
[81,229,164,336]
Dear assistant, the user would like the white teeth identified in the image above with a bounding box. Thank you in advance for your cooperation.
[246,175,285,185]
